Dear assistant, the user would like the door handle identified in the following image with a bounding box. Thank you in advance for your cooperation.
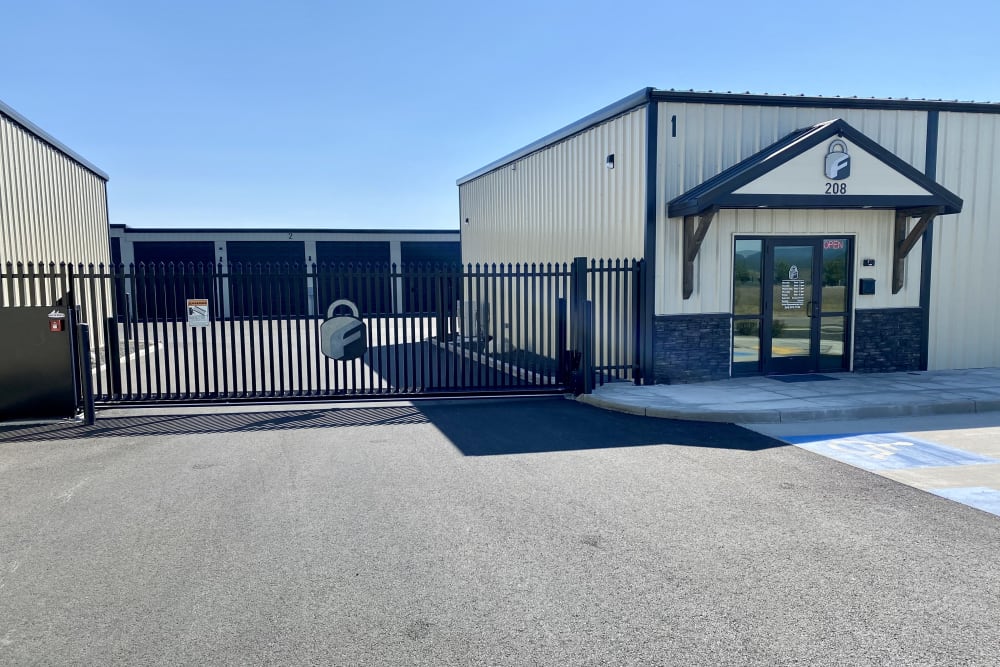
[806,301,814,317]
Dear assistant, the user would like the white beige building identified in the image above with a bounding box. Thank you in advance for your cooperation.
[458,88,999,382]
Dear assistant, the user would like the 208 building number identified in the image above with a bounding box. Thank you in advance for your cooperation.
[825,182,847,194]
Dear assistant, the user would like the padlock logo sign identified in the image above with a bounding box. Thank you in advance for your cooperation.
[321,299,367,361]
[824,140,851,180]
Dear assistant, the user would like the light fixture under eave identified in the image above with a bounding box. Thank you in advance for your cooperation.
[606,154,615,169]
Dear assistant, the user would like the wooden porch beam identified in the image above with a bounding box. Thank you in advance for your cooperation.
[893,207,939,294]
[682,207,718,299]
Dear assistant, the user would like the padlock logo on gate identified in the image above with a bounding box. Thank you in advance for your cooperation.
[824,140,851,180]
[321,299,367,361]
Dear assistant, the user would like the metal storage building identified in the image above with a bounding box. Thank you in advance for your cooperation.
[0,99,110,268]
[458,88,999,383]
[1,98,112,359]
[109,225,460,319]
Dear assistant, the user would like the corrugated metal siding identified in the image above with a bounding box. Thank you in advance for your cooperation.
[1,112,111,354]
[459,107,647,265]
[655,102,928,315]
[0,113,110,267]
[930,112,1000,370]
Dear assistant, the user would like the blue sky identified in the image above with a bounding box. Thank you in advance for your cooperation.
[2,0,995,231]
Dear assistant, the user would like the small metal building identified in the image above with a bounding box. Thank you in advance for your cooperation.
[109,225,461,319]
[0,99,110,268]
[457,88,1000,382]
[110,226,460,271]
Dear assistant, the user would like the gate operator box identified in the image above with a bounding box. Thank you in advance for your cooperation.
[0,306,78,420]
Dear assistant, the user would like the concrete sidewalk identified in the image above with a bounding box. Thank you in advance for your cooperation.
[579,367,1000,423]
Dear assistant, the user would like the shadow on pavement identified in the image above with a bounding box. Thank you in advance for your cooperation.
[0,405,428,442]
[416,398,785,456]
[0,397,786,454]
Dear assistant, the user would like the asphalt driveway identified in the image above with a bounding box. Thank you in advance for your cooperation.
[1,398,998,665]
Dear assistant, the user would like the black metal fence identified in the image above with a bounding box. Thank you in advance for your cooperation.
[2,258,644,404]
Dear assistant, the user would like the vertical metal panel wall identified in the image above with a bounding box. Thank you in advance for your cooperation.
[930,112,1000,370]
[655,102,929,316]
[1,109,111,356]
[459,107,648,265]
[0,113,110,267]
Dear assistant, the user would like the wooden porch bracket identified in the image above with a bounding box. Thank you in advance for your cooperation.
[893,206,940,294]
[682,207,718,299]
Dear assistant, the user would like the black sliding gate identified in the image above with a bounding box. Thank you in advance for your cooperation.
[2,259,644,404]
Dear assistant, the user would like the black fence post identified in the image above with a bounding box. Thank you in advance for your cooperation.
[78,322,96,425]
[581,299,594,394]
[105,316,122,398]
[65,263,76,310]
[570,257,593,395]
[555,297,569,384]
[632,259,644,385]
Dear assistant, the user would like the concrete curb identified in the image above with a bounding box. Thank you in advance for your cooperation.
[577,393,997,424]
[576,394,648,417]
[975,398,1000,413]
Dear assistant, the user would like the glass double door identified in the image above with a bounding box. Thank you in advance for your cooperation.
[733,237,852,375]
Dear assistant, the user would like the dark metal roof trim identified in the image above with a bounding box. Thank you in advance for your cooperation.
[649,89,1000,114]
[692,195,951,213]
[456,88,654,185]
[0,98,109,181]
[667,118,963,217]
